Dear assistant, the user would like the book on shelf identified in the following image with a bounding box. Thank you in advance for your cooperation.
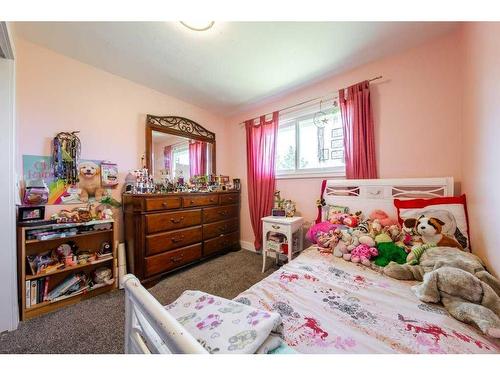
[43,277,50,302]
[47,273,83,301]
[30,281,37,306]
[25,280,31,308]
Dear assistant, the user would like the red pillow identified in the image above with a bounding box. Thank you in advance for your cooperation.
[394,195,471,251]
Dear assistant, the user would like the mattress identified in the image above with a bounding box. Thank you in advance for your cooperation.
[235,247,500,354]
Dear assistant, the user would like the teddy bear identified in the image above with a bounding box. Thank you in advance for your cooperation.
[369,209,397,227]
[333,227,377,260]
[345,244,378,266]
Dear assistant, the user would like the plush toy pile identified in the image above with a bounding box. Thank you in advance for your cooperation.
[310,207,500,338]
[311,208,408,267]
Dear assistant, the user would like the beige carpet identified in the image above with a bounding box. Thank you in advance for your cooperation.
[0,250,277,354]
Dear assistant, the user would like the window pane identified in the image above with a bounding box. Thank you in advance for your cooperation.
[276,122,296,171]
[298,109,344,170]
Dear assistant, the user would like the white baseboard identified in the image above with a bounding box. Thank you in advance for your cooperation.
[240,240,258,253]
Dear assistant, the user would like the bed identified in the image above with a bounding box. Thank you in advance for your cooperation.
[123,177,500,354]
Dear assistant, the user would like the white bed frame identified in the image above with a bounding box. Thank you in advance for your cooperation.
[320,177,454,221]
[124,177,454,354]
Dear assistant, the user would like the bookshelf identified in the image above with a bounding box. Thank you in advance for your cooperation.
[17,220,117,320]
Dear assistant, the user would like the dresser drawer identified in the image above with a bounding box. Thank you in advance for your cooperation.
[145,209,201,234]
[203,219,239,240]
[203,231,239,257]
[203,204,239,223]
[144,196,182,211]
[220,193,239,205]
[145,243,202,277]
[183,194,219,208]
[146,226,202,256]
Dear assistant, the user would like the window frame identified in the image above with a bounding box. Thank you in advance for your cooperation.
[275,109,346,179]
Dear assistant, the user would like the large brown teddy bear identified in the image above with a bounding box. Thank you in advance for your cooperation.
[384,246,500,337]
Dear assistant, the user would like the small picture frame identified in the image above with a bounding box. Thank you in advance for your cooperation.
[272,208,286,217]
[101,162,119,187]
[18,205,45,223]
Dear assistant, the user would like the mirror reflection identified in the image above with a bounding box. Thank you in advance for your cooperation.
[151,130,213,179]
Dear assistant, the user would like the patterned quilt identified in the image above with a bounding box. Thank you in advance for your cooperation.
[235,247,500,353]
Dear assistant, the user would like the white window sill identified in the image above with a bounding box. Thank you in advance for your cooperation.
[276,171,346,180]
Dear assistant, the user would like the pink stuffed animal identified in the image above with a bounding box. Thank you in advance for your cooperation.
[369,209,396,228]
[346,244,378,266]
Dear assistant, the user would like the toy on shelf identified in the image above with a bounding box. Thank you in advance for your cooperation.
[23,179,49,206]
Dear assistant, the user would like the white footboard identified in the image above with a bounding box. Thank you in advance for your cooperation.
[123,274,207,354]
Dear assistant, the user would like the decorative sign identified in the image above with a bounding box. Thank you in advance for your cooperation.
[22,155,110,205]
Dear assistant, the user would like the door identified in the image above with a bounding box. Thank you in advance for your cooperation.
[0,22,18,332]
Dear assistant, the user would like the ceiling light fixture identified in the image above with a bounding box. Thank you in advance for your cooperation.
[180,21,215,32]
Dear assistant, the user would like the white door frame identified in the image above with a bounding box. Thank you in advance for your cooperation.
[0,21,19,332]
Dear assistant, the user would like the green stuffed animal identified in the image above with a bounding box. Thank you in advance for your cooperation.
[373,233,408,267]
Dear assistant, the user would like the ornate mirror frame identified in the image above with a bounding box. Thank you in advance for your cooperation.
[145,115,216,175]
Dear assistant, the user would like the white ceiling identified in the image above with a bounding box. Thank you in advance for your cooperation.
[14,22,458,115]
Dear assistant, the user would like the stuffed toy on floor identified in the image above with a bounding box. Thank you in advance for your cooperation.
[412,266,500,338]
[384,246,500,337]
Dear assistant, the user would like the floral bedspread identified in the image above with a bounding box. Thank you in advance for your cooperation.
[234,247,500,353]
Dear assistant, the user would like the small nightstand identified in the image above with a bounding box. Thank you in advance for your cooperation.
[261,216,304,273]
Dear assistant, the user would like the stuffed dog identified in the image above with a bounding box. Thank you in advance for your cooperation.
[414,215,463,250]
[384,246,500,336]
[412,266,500,338]
[78,161,104,202]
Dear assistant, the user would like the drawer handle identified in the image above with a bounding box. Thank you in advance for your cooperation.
[170,217,184,224]
[272,224,281,230]
[170,255,184,263]
[209,198,216,202]
[190,200,195,204]
[162,202,169,207]
[171,235,185,243]
[218,210,228,216]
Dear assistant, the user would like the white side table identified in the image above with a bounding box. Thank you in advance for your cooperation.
[261,216,304,273]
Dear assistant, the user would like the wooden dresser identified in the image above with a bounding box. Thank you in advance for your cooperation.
[122,191,240,284]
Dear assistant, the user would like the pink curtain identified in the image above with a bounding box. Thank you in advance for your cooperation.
[245,112,279,250]
[189,141,207,176]
[338,81,377,179]
[164,145,172,174]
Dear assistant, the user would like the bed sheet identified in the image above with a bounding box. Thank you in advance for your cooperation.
[235,247,500,353]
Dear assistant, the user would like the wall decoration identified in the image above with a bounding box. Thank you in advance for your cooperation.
[23,155,107,205]
[101,162,119,187]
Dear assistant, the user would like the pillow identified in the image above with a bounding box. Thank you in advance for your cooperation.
[394,195,471,252]
[325,205,349,221]
[306,222,342,244]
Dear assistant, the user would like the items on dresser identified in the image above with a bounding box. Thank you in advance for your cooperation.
[17,219,117,320]
[122,191,240,284]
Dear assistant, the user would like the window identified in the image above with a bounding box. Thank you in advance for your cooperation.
[276,104,345,177]
[172,143,190,179]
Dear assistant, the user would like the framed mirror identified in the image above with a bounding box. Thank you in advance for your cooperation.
[145,115,216,179]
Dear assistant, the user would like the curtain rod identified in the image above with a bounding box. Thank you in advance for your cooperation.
[239,75,383,126]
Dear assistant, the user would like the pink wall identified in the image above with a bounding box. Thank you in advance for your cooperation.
[461,23,500,277]
[15,38,229,239]
[227,31,464,248]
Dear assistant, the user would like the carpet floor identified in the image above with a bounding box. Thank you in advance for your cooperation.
[0,250,277,354]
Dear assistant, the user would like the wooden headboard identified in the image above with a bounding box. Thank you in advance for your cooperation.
[320,177,454,221]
